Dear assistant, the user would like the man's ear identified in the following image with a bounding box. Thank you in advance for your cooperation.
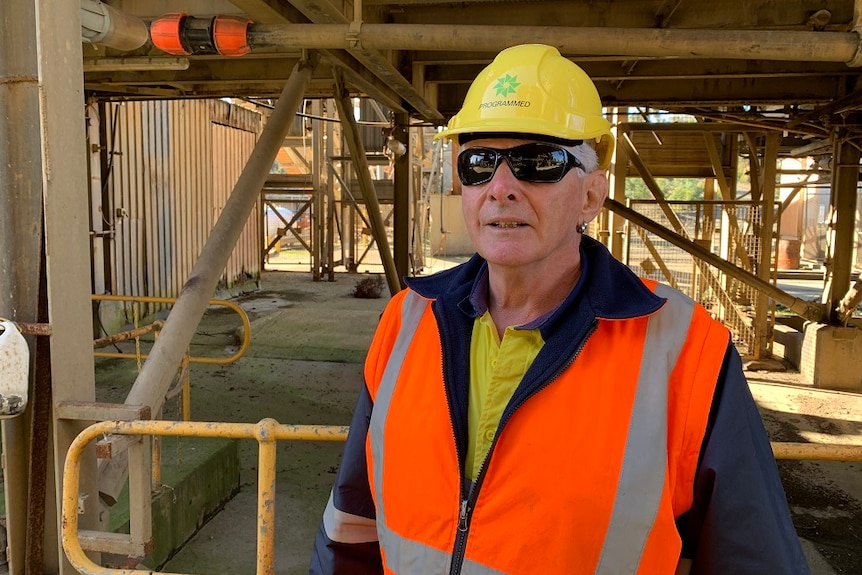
[581,171,609,222]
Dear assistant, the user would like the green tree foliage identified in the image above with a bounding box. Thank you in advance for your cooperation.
[625,177,704,201]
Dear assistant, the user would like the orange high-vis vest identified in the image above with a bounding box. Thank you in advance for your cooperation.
[363,279,729,575]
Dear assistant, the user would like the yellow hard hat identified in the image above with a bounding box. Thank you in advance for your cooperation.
[437,44,614,169]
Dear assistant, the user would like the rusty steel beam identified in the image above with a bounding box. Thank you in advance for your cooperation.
[92,321,163,350]
[10,322,52,337]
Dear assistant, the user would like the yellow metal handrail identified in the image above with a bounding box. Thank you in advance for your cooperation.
[62,419,862,575]
[63,419,348,575]
[772,441,862,462]
[92,294,252,365]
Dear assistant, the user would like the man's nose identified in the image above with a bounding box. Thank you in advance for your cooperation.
[487,160,521,201]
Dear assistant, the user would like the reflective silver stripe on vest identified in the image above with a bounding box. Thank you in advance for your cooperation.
[460,557,509,575]
[323,491,379,543]
[594,283,695,575]
[370,291,454,573]
[376,522,453,574]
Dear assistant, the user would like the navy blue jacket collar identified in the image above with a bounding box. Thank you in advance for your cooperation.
[404,235,664,322]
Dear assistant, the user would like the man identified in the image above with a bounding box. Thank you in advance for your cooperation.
[310,44,810,574]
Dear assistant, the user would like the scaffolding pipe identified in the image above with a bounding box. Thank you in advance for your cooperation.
[98,53,320,501]
[604,198,824,322]
[247,24,862,66]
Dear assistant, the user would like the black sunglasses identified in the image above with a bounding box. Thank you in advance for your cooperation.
[457,142,585,186]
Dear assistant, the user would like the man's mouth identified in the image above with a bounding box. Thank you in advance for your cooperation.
[490,221,526,228]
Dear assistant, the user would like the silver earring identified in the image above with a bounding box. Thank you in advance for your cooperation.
[576,222,588,234]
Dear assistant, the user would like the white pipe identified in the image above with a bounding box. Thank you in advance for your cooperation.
[81,0,148,51]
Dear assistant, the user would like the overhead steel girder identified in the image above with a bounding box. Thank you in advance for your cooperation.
[280,0,443,121]
[84,53,408,112]
[322,48,409,114]
[248,23,862,66]
[229,0,306,25]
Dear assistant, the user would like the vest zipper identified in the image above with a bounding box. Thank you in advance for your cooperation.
[438,302,470,575]
[448,320,599,574]
[446,379,471,574]
[450,461,485,574]
[450,506,469,574]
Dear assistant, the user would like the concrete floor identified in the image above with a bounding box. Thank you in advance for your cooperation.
[90,266,861,575]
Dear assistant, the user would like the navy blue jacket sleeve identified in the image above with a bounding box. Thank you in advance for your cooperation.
[678,344,811,574]
[309,386,383,575]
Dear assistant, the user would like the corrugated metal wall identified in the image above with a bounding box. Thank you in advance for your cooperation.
[102,99,261,308]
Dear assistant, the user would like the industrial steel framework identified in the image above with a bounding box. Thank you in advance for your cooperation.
[3,1,862,573]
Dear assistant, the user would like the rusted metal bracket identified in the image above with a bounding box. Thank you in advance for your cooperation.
[92,320,163,349]
[10,321,52,336]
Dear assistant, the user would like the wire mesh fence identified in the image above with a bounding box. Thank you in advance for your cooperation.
[625,200,775,356]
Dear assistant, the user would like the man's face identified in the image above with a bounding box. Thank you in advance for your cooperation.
[459,137,602,272]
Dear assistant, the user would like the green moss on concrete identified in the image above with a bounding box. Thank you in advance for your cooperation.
[108,435,240,569]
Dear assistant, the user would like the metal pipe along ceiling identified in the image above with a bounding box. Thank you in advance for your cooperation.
[80,0,148,51]
[247,23,862,66]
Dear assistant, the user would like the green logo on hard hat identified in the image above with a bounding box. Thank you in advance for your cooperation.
[493,74,520,97]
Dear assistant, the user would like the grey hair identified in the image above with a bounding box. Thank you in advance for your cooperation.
[569,143,599,173]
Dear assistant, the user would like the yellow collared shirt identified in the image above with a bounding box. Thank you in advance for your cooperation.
[466,311,544,481]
